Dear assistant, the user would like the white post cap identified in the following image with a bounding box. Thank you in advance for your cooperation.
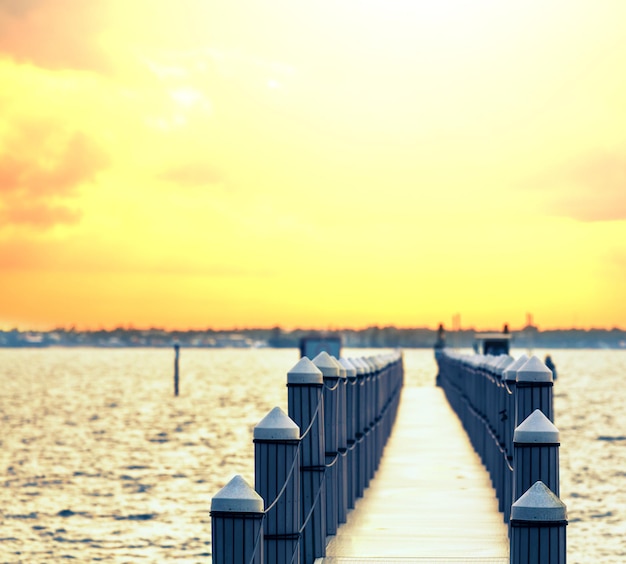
[502,353,529,382]
[470,355,483,369]
[254,406,300,440]
[511,481,567,522]
[480,355,495,371]
[363,357,377,372]
[514,409,560,443]
[312,351,340,377]
[517,355,553,383]
[287,357,323,385]
[330,356,347,378]
[370,356,383,371]
[495,355,514,375]
[350,357,367,376]
[338,357,357,379]
[211,475,264,513]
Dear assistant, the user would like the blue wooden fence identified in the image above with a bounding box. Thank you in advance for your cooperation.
[210,350,404,564]
[435,349,567,564]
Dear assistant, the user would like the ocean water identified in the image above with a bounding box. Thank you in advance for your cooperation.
[0,347,624,563]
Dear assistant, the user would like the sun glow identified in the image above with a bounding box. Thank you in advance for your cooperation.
[0,1,625,331]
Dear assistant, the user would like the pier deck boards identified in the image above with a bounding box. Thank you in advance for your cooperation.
[318,387,509,563]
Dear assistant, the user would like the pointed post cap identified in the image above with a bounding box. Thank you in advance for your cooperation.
[514,409,559,443]
[363,357,377,373]
[481,355,496,372]
[331,356,347,378]
[338,357,357,379]
[369,356,383,371]
[469,355,483,369]
[358,356,372,375]
[254,406,300,440]
[350,357,367,376]
[312,351,341,378]
[211,475,264,513]
[511,481,567,522]
[287,357,323,385]
[502,353,529,382]
[517,355,553,383]
[495,355,514,375]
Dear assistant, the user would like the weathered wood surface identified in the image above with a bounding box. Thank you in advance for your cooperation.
[318,387,509,563]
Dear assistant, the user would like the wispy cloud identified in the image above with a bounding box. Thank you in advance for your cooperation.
[1,202,82,229]
[0,236,274,278]
[0,123,109,229]
[0,0,41,17]
[0,0,111,71]
[549,153,626,222]
[159,161,224,188]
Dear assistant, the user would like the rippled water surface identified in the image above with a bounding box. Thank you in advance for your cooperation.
[546,349,626,564]
[1,347,624,563]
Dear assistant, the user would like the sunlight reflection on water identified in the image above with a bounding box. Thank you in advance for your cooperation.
[0,347,624,562]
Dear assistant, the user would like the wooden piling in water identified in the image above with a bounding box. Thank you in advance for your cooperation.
[173,343,180,396]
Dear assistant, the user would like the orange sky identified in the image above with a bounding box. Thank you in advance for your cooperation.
[1,0,625,331]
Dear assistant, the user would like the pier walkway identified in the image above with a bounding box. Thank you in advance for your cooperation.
[319,386,509,562]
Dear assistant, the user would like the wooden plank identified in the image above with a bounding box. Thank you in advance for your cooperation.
[319,387,509,562]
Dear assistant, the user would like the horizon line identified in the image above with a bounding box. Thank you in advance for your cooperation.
[2,324,625,333]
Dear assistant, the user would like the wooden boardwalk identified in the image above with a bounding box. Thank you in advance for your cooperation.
[318,387,509,563]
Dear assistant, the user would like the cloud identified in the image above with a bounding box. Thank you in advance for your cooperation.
[0,236,274,278]
[0,122,109,229]
[538,153,626,222]
[0,0,111,72]
[159,162,224,188]
[0,0,41,17]
[560,154,626,222]
[1,202,82,229]
[610,249,626,270]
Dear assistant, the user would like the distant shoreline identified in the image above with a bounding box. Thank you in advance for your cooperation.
[1,324,625,350]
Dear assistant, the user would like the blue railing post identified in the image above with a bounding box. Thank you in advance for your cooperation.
[373,357,385,472]
[363,357,377,485]
[334,357,349,525]
[311,351,341,538]
[211,475,264,564]
[510,481,567,564]
[254,407,301,564]
[502,354,527,455]
[339,357,358,510]
[380,352,401,456]
[502,354,528,522]
[515,356,554,426]
[494,355,513,514]
[353,358,369,497]
[287,357,326,564]
[513,409,560,504]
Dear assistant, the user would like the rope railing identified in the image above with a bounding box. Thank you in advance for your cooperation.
[210,350,404,564]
